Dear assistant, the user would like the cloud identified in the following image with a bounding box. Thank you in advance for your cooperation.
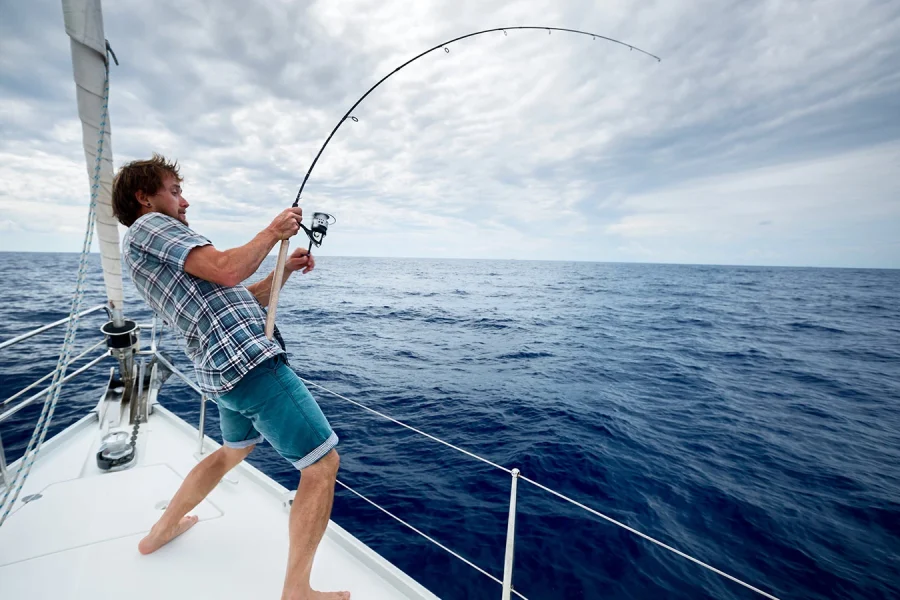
[604,141,900,266]
[1,0,898,267]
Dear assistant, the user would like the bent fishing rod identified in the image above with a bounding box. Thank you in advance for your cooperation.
[264,26,660,339]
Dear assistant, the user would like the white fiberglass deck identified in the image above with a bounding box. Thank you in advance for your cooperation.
[0,403,439,600]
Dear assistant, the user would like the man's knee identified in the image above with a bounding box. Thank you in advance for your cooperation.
[303,449,339,479]
[319,448,340,475]
[218,444,255,466]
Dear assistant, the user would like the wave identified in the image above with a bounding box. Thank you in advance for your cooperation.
[2,255,899,600]
[788,321,846,334]
[496,350,554,360]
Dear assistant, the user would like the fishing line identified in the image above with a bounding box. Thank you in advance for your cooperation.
[292,25,660,207]
[265,25,659,338]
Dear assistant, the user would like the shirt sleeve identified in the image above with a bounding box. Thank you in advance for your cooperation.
[130,213,211,271]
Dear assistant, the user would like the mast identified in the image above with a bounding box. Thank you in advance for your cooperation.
[62,0,124,326]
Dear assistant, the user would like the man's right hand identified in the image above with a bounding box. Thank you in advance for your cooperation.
[268,208,304,240]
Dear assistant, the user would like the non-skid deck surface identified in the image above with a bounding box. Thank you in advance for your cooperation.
[0,405,438,600]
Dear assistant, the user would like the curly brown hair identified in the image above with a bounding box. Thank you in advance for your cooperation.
[111,154,182,227]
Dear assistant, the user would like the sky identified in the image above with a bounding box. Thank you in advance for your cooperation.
[1,0,898,268]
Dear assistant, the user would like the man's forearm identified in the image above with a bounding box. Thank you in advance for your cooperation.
[247,267,293,306]
[221,228,280,286]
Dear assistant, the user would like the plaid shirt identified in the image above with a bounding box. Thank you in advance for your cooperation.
[123,212,284,396]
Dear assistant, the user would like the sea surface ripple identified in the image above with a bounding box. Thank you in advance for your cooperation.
[1,253,898,599]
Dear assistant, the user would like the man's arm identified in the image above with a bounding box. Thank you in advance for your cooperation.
[183,208,303,287]
[246,248,315,305]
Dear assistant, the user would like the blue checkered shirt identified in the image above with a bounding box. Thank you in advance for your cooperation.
[123,212,284,396]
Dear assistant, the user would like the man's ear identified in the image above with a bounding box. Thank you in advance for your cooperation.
[135,190,151,208]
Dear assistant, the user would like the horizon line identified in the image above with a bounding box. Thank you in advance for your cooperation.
[0,250,896,271]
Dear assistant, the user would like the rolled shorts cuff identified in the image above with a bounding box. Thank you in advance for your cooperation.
[223,434,264,449]
[291,432,339,471]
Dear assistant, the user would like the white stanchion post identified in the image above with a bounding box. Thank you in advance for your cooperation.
[501,468,520,600]
[198,394,207,455]
[0,430,7,489]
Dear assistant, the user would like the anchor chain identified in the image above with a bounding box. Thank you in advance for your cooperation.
[130,415,141,448]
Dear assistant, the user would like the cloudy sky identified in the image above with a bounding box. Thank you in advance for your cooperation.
[1,0,898,267]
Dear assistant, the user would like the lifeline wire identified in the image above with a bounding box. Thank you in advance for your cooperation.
[335,478,529,600]
[519,475,781,600]
[0,63,111,527]
[0,352,110,425]
[1,339,107,408]
[303,378,782,600]
[300,378,511,474]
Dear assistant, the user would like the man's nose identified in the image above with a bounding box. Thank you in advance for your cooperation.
[181,197,190,208]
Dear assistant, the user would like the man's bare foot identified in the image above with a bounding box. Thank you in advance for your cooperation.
[292,590,350,600]
[138,515,199,555]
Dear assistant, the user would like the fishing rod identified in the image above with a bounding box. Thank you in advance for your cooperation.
[264,26,660,339]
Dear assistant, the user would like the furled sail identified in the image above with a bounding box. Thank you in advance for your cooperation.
[62,0,124,321]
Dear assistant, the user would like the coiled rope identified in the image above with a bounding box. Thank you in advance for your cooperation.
[0,62,111,527]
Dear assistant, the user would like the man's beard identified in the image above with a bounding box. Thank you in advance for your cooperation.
[171,209,188,225]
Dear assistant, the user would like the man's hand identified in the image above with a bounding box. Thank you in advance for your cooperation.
[286,248,315,274]
[267,208,304,241]
[247,247,314,304]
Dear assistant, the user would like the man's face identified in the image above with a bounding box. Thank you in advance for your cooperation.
[146,174,189,225]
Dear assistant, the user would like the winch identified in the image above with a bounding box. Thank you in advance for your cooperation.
[96,430,136,472]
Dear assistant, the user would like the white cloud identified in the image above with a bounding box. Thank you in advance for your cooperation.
[605,141,900,266]
[0,0,898,266]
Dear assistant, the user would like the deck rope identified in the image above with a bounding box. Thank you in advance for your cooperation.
[0,65,111,527]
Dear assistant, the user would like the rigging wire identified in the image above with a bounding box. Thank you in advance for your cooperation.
[0,52,113,527]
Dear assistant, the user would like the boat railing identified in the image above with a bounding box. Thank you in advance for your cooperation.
[0,305,112,487]
[0,339,110,425]
[151,346,781,600]
[0,314,781,599]
[0,304,108,352]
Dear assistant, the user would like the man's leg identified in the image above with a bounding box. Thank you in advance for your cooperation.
[138,444,255,554]
[281,449,348,600]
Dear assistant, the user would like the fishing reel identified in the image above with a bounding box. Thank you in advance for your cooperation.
[299,212,336,252]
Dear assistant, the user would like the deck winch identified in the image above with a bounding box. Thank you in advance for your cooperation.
[100,318,137,349]
[100,317,138,395]
[96,430,136,472]
[97,317,145,473]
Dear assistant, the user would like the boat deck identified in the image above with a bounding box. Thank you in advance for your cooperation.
[0,402,438,600]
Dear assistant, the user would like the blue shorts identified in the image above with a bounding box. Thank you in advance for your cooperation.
[216,355,338,470]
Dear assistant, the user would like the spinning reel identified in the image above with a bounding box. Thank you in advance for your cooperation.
[299,212,336,252]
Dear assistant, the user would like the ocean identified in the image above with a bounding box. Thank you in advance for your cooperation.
[1,252,898,599]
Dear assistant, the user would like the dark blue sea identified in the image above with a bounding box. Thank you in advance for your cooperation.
[1,253,899,600]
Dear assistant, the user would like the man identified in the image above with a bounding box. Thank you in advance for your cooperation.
[112,154,349,600]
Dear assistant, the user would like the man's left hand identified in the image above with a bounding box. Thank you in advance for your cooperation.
[285,248,315,274]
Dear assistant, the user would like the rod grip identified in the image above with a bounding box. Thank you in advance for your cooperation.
[265,239,291,340]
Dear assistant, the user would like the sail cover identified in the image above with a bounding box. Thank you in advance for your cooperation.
[62,0,124,317]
